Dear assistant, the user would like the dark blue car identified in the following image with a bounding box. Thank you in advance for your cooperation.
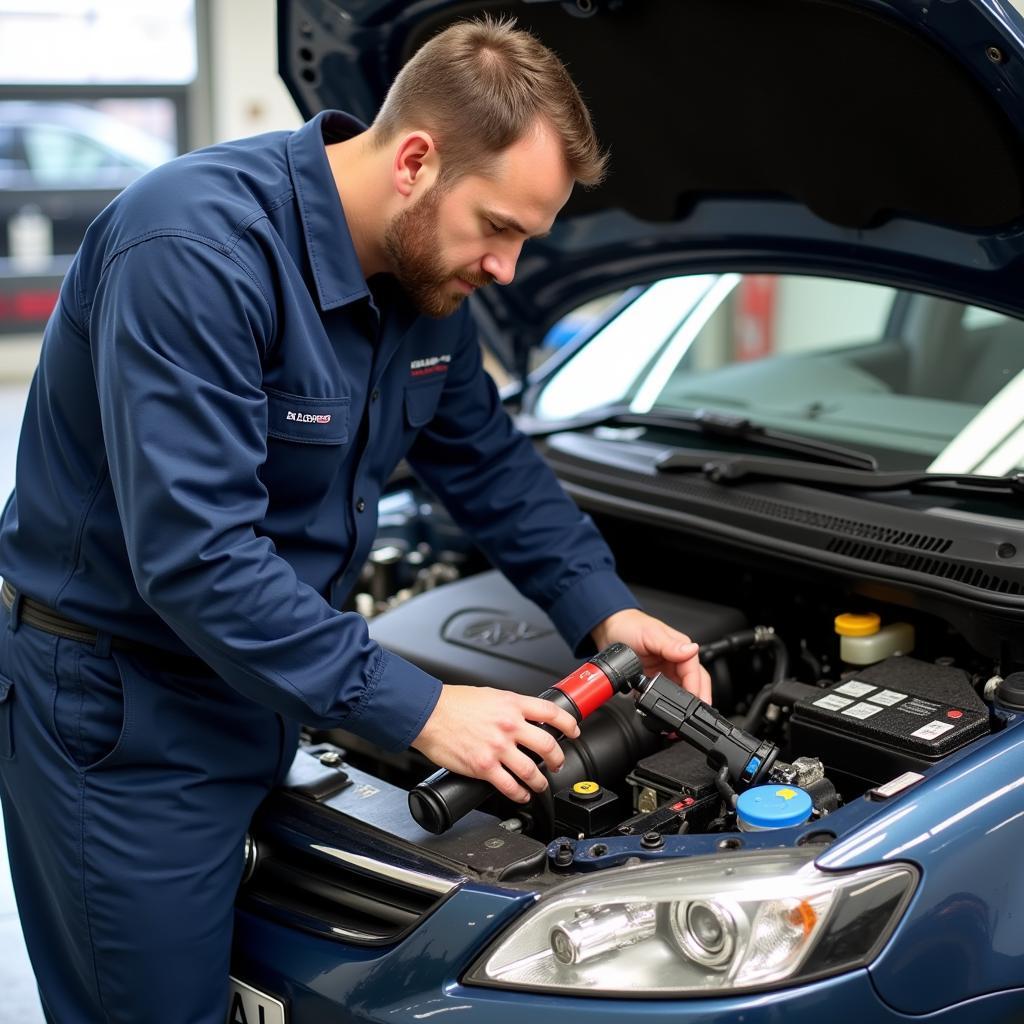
[228,1,1024,1020]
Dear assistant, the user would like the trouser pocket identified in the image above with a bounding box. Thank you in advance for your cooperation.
[0,672,13,759]
[53,643,128,771]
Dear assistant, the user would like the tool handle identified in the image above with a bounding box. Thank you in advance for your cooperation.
[408,644,642,834]
[635,673,778,787]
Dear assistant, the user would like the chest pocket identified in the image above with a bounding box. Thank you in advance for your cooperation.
[404,375,446,429]
[265,387,350,444]
[262,387,352,508]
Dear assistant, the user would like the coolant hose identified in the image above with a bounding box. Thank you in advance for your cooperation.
[698,626,789,732]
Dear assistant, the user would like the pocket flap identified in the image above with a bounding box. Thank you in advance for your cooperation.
[265,388,350,445]
[0,674,12,703]
[404,379,444,429]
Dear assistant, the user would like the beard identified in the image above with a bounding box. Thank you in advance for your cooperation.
[383,183,493,318]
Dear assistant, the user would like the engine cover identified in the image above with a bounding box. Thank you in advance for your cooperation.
[368,569,747,694]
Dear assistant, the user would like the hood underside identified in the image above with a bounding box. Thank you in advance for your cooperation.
[279,0,1024,352]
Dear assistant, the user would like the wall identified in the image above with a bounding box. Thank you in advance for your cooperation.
[209,0,302,143]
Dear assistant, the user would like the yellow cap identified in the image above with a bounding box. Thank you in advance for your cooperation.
[834,612,881,637]
[572,780,601,797]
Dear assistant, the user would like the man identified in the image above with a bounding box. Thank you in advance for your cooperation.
[0,16,710,1023]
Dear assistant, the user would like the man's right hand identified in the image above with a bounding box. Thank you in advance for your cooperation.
[411,684,581,803]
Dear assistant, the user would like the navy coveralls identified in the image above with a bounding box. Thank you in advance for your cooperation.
[0,111,635,1022]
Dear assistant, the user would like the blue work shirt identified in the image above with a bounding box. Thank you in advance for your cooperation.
[0,111,636,751]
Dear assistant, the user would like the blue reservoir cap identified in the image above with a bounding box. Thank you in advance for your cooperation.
[736,785,813,830]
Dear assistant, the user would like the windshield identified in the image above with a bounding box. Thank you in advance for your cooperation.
[532,273,1024,474]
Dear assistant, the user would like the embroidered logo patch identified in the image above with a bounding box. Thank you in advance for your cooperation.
[410,354,451,378]
[286,411,332,424]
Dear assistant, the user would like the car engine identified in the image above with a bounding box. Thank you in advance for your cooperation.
[317,506,1006,846]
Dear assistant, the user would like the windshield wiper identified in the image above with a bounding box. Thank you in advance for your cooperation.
[522,405,877,471]
[656,451,1024,497]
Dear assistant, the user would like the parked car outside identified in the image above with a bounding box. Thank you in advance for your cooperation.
[0,101,175,265]
[227,1,1024,1022]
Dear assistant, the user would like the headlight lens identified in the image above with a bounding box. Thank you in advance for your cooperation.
[671,898,741,968]
[465,850,916,995]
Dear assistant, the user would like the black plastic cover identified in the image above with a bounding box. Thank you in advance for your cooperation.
[629,741,720,802]
[368,569,746,694]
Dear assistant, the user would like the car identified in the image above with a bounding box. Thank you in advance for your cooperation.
[227,1,1024,1021]
[0,100,175,259]
[0,101,175,330]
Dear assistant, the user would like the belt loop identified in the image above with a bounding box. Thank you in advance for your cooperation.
[93,629,112,659]
[8,590,22,633]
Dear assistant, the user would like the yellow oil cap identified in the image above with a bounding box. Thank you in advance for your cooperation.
[834,612,881,637]
[572,780,601,801]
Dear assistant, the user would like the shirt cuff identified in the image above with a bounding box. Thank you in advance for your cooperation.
[544,570,639,657]
[346,648,443,752]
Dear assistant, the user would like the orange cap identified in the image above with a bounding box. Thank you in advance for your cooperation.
[834,612,881,637]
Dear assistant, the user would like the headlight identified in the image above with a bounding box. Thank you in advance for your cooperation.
[670,898,741,969]
[465,849,916,995]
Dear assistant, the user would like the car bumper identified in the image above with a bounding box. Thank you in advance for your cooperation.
[232,905,1024,1024]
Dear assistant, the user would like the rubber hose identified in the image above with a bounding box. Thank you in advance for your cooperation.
[741,634,790,732]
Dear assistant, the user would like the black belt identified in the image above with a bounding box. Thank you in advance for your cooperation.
[1,580,204,667]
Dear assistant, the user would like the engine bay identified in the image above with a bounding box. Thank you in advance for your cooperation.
[326,547,1011,848]
[239,488,1022,951]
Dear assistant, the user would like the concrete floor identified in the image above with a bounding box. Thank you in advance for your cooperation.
[0,378,45,1022]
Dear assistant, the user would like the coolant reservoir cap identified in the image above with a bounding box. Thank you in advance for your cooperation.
[834,612,881,637]
[736,786,813,830]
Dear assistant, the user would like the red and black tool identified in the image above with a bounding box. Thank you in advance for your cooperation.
[408,643,643,834]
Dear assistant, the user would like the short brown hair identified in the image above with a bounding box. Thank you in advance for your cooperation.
[371,15,607,187]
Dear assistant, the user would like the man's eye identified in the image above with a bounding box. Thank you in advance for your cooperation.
[486,220,506,234]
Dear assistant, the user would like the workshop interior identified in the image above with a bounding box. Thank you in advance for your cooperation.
[3,1,1024,1022]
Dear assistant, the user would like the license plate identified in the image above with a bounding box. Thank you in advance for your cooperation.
[227,977,286,1024]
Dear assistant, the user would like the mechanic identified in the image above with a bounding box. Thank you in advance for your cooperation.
[0,17,710,1024]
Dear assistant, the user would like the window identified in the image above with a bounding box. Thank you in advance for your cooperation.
[532,273,1024,472]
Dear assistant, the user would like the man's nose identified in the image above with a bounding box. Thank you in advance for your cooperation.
[481,243,522,286]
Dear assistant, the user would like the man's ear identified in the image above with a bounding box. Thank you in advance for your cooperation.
[392,131,439,198]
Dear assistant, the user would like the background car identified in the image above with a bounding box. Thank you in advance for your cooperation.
[0,100,176,338]
[0,100,175,265]
[227,1,1024,1021]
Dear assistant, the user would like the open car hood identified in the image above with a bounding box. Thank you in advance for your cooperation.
[279,0,1024,368]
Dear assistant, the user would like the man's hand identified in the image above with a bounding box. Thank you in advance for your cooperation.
[591,608,713,704]
[411,684,581,803]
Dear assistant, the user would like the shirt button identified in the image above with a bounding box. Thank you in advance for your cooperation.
[355,497,366,513]
[371,388,380,402]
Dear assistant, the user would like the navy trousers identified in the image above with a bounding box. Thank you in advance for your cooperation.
[0,600,299,1023]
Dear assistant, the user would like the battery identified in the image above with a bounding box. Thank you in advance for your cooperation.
[627,739,720,813]
[790,655,988,786]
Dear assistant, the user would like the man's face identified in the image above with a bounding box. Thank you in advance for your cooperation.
[384,121,575,318]
[383,179,477,319]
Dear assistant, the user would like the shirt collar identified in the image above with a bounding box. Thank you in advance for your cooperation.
[287,110,370,311]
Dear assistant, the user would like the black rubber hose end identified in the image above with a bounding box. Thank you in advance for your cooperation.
[408,784,450,835]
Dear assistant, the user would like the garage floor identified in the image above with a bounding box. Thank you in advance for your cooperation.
[0,380,46,1023]
[0,857,42,1023]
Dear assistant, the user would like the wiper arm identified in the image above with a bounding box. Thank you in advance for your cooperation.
[523,405,877,471]
[656,451,1024,497]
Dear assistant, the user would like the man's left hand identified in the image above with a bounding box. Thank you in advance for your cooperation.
[591,608,712,704]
